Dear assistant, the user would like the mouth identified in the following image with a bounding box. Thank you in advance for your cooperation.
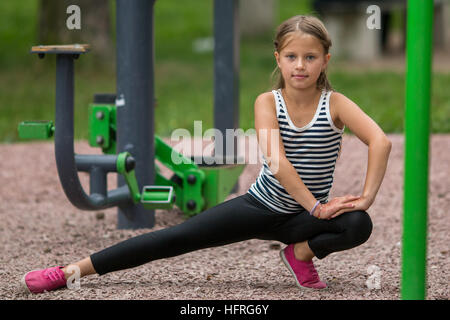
[292,74,308,79]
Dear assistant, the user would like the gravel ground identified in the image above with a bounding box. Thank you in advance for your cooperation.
[0,134,448,300]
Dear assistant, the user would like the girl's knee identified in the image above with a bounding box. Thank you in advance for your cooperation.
[344,211,373,245]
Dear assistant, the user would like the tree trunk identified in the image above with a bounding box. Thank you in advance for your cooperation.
[239,0,276,37]
[38,0,112,60]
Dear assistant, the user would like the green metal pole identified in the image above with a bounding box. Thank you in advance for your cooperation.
[402,0,433,300]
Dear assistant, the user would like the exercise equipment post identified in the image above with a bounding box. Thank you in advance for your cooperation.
[115,0,156,229]
[402,0,433,300]
[213,0,240,162]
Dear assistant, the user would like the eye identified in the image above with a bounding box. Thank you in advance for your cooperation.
[286,54,296,60]
[306,55,315,60]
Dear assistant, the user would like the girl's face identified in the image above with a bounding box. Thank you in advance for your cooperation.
[275,32,330,91]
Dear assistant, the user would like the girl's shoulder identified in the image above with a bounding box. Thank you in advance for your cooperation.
[329,90,355,108]
[253,91,279,125]
[255,90,276,102]
[254,91,277,111]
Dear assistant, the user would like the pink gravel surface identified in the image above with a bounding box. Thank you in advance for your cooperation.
[0,134,448,300]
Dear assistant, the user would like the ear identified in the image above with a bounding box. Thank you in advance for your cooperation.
[322,53,331,72]
[274,51,281,68]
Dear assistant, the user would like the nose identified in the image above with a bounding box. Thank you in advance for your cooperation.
[296,58,305,70]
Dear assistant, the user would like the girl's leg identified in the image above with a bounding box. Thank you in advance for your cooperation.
[23,194,286,293]
[262,209,373,259]
[293,241,315,261]
[62,257,96,279]
[82,194,285,276]
[261,210,372,289]
[306,210,373,259]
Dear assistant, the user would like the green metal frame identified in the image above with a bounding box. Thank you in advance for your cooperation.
[402,0,433,300]
[153,135,206,215]
[89,101,245,217]
[18,120,55,139]
[89,104,117,154]
[116,152,175,210]
[116,151,141,203]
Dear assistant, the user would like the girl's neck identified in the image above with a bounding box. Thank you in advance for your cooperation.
[281,85,322,109]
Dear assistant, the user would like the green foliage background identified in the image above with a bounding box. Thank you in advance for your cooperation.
[0,0,448,143]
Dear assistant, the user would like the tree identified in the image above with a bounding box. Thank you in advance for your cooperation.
[38,0,112,60]
[240,0,276,37]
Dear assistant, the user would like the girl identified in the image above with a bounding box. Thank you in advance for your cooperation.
[22,15,391,293]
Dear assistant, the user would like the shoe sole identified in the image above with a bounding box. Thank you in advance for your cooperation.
[21,271,34,294]
[279,249,327,291]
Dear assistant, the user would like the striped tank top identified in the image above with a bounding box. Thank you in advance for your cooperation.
[248,89,344,214]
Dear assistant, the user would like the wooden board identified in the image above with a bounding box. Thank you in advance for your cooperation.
[30,44,90,54]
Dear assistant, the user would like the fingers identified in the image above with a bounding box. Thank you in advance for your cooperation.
[330,202,360,219]
[320,196,360,220]
[339,200,356,211]
[342,195,360,202]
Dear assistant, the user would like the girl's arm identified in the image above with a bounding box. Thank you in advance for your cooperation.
[329,92,392,218]
[254,92,356,214]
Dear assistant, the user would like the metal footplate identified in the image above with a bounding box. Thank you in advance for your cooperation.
[141,186,175,210]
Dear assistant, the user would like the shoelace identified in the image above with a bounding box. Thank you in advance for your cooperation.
[44,268,64,282]
[307,262,319,280]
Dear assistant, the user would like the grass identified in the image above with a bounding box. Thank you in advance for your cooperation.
[0,0,39,69]
[1,0,449,144]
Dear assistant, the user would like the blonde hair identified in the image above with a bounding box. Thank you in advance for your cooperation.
[272,15,333,91]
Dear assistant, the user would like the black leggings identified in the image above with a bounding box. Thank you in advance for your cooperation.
[90,193,372,275]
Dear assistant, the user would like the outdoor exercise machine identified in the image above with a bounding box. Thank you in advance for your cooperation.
[402,0,433,300]
[18,0,244,229]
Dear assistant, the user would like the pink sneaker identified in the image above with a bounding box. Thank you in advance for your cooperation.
[21,266,67,294]
[280,244,327,290]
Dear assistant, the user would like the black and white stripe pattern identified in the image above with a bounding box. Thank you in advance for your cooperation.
[248,89,344,214]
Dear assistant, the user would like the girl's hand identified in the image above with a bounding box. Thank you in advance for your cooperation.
[328,196,373,219]
[315,195,360,220]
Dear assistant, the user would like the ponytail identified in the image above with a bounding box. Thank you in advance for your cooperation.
[316,70,333,91]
